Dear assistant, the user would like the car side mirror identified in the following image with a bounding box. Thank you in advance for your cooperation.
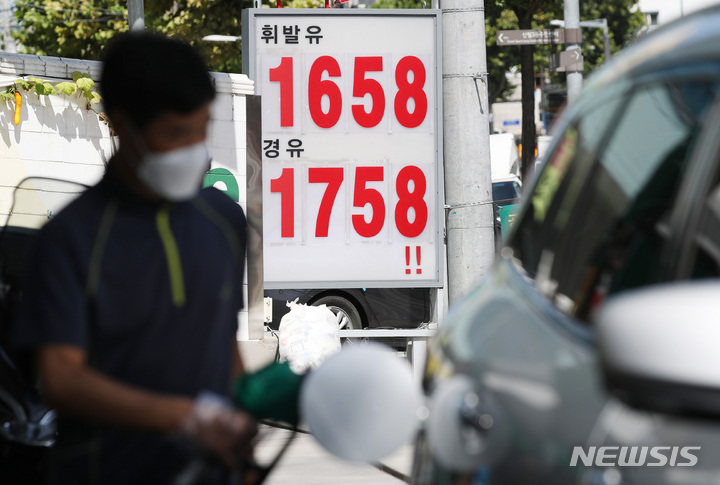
[596,280,720,418]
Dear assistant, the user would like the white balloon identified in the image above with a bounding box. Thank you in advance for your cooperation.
[300,342,422,462]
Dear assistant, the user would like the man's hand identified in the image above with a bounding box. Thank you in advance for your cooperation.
[39,345,257,468]
[181,392,258,467]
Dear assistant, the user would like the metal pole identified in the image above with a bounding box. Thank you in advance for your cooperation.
[442,0,495,305]
[128,0,145,31]
[602,19,611,61]
[564,0,582,103]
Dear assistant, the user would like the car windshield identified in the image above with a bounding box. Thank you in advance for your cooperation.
[492,181,521,202]
[509,74,720,321]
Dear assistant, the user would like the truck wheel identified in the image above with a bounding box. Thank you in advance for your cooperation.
[312,295,363,330]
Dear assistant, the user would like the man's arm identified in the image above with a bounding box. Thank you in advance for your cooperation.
[39,344,192,430]
[39,344,256,466]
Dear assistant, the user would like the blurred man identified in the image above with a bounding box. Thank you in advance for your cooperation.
[13,32,255,484]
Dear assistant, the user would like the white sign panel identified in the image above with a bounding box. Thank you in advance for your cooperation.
[243,9,443,289]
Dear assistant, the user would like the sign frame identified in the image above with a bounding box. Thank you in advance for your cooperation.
[242,9,444,289]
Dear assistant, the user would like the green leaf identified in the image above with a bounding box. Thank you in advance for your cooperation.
[84,91,102,105]
[55,81,77,96]
[15,79,30,90]
[27,77,45,86]
[0,92,13,102]
[39,82,57,96]
[76,77,95,91]
[72,71,92,82]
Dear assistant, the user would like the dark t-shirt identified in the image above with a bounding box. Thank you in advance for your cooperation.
[13,169,247,484]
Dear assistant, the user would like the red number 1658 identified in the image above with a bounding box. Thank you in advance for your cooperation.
[269,55,428,129]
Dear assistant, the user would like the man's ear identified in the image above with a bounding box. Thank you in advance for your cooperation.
[106,110,145,173]
[106,110,130,141]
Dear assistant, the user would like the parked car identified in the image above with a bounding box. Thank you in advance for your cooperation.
[491,175,522,245]
[265,287,431,331]
[490,176,521,204]
[265,287,432,351]
[412,6,720,485]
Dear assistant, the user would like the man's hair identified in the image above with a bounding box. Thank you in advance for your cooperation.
[100,32,216,129]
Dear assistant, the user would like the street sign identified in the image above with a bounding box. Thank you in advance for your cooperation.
[242,9,444,289]
[496,28,581,46]
[498,29,559,46]
[550,49,584,72]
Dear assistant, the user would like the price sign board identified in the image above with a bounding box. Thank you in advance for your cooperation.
[243,9,443,289]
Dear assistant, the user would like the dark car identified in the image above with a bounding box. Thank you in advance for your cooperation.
[491,177,521,204]
[491,176,522,244]
[412,6,720,485]
[264,287,431,331]
[0,178,87,483]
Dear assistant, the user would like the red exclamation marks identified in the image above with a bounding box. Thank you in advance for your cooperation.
[405,246,422,275]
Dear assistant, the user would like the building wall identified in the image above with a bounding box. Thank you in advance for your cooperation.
[639,0,720,26]
[0,52,256,338]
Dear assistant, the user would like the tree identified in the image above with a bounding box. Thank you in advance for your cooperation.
[372,0,425,8]
[485,0,645,177]
[12,1,251,73]
[485,6,524,103]
[149,0,249,74]
[574,0,647,69]
[370,0,644,177]
[485,0,645,102]
[12,1,126,59]
[484,0,556,179]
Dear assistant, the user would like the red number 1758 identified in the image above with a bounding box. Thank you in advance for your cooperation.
[270,165,428,239]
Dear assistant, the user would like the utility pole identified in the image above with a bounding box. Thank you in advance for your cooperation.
[2,0,15,52]
[600,19,611,61]
[442,0,494,305]
[564,0,583,103]
[128,0,145,31]
[2,0,8,51]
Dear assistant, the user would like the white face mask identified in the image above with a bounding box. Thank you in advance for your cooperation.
[136,141,210,201]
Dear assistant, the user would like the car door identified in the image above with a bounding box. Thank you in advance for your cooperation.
[484,70,720,483]
[412,78,636,485]
[414,62,720,485]
[472,78,639,484]
[580,81,720,485]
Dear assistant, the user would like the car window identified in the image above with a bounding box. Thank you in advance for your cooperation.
[690,183,720,278]
[512,86,628,282]
[511,79,720,323]
[683,130,720,279]
[492,181,521,201]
